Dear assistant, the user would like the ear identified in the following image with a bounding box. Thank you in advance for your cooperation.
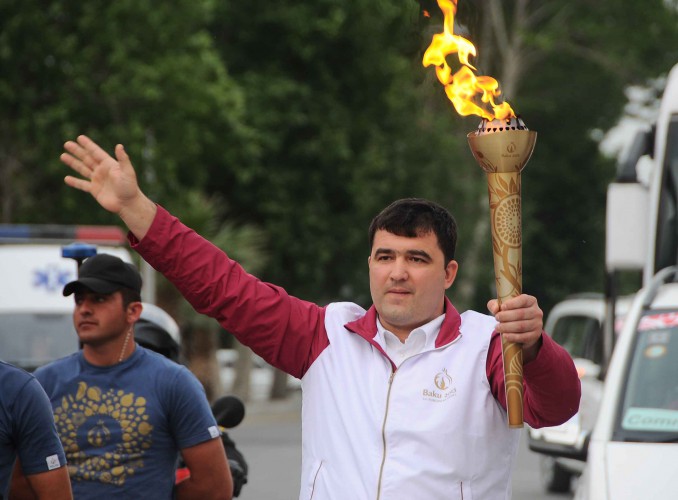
[444,260,458,289]
[126,302,143,324]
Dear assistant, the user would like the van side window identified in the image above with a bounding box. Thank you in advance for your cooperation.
[551,315,602,363]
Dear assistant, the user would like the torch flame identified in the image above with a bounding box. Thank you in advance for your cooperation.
[423,0,515,121]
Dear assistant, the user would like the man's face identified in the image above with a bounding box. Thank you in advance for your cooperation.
[369,229,458,340]
[73,290,132,347]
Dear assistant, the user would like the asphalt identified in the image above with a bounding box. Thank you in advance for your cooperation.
[239,390,302,426]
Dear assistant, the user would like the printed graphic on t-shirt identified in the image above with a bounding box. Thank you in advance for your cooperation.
[52,381,154,485]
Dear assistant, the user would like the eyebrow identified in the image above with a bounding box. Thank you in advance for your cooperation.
[373,248,433,261]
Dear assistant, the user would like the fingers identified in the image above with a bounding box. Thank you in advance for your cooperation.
[487,299,499,315]
[61,135,115,174]
[76,135,113,164]
[491,294,543,347]
[61,139,96,178]
[64,175,93,193]
[114,144,133,172]
[497,294,537,311]
[494,299,543,330]
[498,318,542,336]
[60,149,92,179]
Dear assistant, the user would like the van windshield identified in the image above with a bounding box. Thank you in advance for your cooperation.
[551,314,602,362]
[0,313,79,371]
[614,309,678,442]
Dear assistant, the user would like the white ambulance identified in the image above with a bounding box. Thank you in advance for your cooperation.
[0,224,134,371]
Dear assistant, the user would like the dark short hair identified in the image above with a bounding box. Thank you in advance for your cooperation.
[119,287,142,309]
[368,198,457,264]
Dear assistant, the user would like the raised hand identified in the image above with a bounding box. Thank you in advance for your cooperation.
[61,135,157,239]
[61,135,140,214]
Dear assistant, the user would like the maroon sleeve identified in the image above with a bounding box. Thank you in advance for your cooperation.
[486,331,581,428]
[129,205,328,378]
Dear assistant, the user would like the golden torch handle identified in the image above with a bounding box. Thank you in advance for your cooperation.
[486,171,524,429]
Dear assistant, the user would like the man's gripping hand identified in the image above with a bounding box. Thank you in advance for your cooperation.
[487,294,544,362]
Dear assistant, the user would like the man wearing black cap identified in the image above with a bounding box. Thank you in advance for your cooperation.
[12,254,233,499]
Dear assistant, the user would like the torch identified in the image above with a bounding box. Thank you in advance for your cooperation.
[468,118,536,428]
[422,0,537,427]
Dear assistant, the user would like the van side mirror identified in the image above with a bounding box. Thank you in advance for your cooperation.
[616,128,654,181]
[606,182,649,271]
[527,428,589,462]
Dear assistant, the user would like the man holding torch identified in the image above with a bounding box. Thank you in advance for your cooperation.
[58,135,579,499]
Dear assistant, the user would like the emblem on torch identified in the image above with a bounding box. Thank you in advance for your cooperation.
[423,0,537,428]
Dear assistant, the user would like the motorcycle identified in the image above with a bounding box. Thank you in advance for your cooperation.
[175,395,249,497]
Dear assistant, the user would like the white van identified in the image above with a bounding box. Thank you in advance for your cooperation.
[575,267,678,499]
[528,293,633,493]
[0,224,133,371]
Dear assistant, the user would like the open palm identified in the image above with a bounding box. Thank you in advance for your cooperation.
[61,135,139,215]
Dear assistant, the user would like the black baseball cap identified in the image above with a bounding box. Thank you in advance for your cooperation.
[63,253,142,296]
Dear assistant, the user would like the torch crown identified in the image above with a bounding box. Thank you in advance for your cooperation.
[474,116,528,135]
[467,119,537,174]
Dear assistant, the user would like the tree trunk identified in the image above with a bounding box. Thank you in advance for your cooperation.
[182,326,223,403]
[232,341,253,402]
[269,368,289,400]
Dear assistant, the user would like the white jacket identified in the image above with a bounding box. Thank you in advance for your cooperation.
[299,302,519,500]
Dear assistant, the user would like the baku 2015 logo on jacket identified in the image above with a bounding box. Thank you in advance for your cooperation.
[423,368,457,402]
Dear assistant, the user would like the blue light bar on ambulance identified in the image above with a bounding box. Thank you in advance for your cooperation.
[0,224,126,245]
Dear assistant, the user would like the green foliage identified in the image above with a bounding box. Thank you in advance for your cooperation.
[513,0,678,313]
[3,0,678,318]
[157,189,269,330]
[0,0,247,223]
[454,0,678,314]
[207,0,470,305]
[167,189,269,274]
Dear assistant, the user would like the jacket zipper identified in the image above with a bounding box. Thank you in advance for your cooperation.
[374,334,462,499]
[376,370,395,500]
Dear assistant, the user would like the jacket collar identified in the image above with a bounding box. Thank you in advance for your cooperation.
[345,296,462,348]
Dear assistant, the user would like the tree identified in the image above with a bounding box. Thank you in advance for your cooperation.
[161,191,269,401]
[4,0,678,395]
[514,0,678,312]
[208,0,475,311]
[0,0,261,400]
[424,0,678,313]
[0,0,249,224]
